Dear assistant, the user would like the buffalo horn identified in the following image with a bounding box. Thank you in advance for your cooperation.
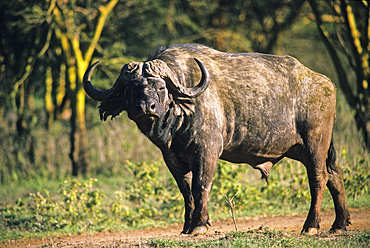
[145,58,210,98]
[185,58,210,97]
[170,58,210,98]
[83,60,118,101]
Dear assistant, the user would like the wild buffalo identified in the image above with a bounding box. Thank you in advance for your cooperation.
[83,44,350,235]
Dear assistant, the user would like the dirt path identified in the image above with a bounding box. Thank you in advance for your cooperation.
[5,208,370,247]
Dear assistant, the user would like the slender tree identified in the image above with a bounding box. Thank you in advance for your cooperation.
[51,0,118,175]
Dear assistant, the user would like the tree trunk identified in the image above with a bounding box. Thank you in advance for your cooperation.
[45,66,54,130]
[70,90,89,176]
[55,63,69,119]
[52,0,118,176]
[15,81,27,135]
[70,112,89,176]
[68,63,89,176]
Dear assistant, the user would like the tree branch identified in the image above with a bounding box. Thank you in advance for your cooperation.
[265,1,305,53]
[339,0,365,87]
[308,0,358,108]
[84,0,119,63]
[11,26,53,101]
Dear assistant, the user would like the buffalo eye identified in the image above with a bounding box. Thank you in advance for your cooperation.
[156,81,166,91]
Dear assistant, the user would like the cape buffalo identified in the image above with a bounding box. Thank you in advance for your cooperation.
[83,44,350,235]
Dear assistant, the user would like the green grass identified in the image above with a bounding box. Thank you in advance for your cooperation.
[148,229,370,247]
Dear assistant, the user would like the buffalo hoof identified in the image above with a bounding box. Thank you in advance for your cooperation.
[302,227,318,235]
[330,218,351,233]
[190,225,208,235]
[329,228,345,234]
[181,228,191,234]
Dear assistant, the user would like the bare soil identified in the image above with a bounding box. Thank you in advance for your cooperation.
[4,208,370,247]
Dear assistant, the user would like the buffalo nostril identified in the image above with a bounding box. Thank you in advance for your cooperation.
[150,103,156,111]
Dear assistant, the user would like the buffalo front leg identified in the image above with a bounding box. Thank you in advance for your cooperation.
[166,165,195,234]
[187,154,218,235]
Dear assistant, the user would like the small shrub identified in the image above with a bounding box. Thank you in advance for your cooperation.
[343,158,370,199]
[60,178,105,224]
[0,178,106,234]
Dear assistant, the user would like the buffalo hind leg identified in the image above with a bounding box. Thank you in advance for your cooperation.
[326,165,351,232]
[303,163,328,234]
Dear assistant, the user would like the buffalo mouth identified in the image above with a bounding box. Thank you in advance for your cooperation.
[134,113,160,134]
[134,113,160,122]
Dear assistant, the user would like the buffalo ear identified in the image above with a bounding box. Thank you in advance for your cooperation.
[99,100,126,121]
[122,61,144,79]
[98,61,144,121]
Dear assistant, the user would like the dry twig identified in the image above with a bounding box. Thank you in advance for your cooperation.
[225,192,239,231]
